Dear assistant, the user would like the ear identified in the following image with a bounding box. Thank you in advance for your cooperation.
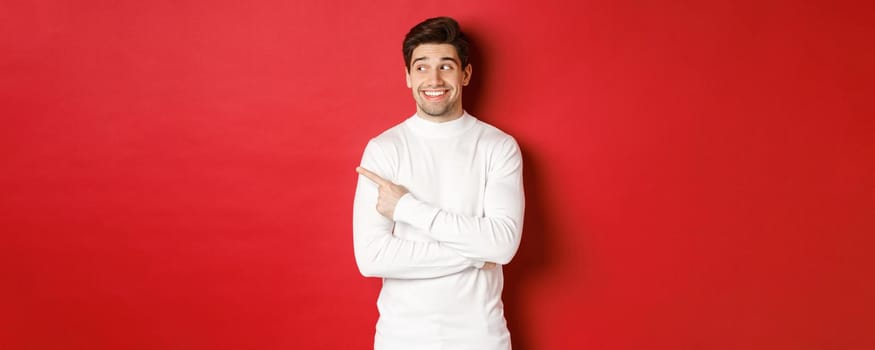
[405,66,412,88]
[462,64,473,86]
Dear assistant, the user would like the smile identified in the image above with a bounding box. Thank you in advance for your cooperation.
[421,90,448,100]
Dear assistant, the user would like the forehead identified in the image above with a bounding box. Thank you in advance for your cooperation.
[411,43,460,63]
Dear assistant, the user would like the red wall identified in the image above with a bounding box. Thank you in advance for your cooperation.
[2,1,873,349]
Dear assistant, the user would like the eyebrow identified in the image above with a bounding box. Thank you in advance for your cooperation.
[412,56,460,65]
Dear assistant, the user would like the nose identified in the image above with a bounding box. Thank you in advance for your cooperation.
[427,69,444,86]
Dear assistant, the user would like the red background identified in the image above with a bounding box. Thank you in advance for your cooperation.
[2,0,874,349]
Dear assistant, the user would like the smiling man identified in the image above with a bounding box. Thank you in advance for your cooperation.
[352,17,525,350]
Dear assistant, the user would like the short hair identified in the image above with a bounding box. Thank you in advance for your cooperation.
[402,17,470,71]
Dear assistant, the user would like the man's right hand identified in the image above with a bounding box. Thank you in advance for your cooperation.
[481,262,498,270]
[356,166,410,220]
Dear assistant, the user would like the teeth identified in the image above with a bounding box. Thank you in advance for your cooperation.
[424,90,445,97]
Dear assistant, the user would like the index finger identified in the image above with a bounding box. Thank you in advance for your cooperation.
[356,166,390,187]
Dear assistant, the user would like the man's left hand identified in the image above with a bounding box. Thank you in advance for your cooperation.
[356,166,409,219]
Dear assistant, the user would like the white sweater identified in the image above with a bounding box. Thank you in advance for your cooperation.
[353,112,525,350]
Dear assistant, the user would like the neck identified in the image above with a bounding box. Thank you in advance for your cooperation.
[416,107,465,123]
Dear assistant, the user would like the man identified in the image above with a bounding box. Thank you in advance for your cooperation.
[353,16,525,350]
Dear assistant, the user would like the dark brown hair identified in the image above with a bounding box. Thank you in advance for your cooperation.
[402,17,470,71]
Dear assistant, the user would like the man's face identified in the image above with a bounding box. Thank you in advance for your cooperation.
[406,43,472,120]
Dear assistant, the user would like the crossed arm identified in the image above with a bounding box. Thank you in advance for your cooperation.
[352,157,482,279]
[352,140,524,279]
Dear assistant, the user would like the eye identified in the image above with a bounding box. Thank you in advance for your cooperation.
[416,66,427,72]
[440,64,453,70]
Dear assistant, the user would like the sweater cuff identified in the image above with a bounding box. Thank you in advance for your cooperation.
[393,193,439,230]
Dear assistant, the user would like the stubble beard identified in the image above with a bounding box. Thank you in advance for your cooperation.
[416,90,458,118]
[419,102,451,117]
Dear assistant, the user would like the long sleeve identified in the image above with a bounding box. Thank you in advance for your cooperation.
[353,141,478,279]
[392,137,525,265]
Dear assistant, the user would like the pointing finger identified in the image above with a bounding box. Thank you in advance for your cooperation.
[356,166,390,187]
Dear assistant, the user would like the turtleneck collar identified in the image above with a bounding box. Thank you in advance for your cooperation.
[404,111,477,139]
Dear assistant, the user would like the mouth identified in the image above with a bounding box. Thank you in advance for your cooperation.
[420,89,448,101]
